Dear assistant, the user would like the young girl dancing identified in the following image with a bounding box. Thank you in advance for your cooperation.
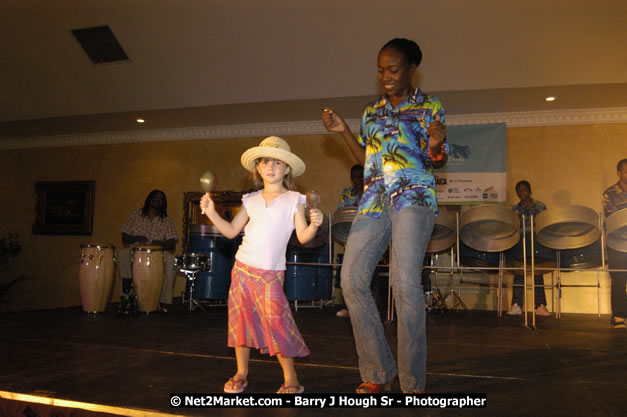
[200,136,323,394]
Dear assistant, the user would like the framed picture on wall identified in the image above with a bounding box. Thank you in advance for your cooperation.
[33,181,95,235]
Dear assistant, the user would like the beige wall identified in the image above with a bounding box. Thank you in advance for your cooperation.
[0,134,355,312]
[1,123,625,312]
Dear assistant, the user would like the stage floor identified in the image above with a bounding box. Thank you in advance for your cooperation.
[1,302,625,417]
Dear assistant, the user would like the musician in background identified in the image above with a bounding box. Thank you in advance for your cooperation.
[118,190,178,313]
[602,158,627,329]
[507,180,551,316]
[338,164,364,209]
[335,164,364,317]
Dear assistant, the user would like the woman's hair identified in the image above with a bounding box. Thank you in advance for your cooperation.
[250,158,296,191]
[380,38,422,67]
[141,189,168,218]
[515,180,531,194]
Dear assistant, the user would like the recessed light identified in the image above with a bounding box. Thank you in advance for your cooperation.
[545,96,556,102]
[136,118,145,123]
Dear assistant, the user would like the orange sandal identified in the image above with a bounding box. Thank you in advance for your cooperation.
[356,380,393,394]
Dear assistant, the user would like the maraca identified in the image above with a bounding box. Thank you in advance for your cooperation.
[306,190,320,210]
[200,171,215,214]
[200,170,215,193]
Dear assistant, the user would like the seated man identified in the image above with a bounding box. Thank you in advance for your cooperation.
[118,189,178,313]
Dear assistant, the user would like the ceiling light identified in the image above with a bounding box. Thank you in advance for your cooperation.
[136,119,145,123]
[545,96,556,102]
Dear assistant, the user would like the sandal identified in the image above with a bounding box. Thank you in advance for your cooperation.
[611,316,626,329]
[224,378,248,394]
[356,380,393,394]
[277,384,304,394]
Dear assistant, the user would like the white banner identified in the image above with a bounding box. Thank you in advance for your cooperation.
[435,123,507,204]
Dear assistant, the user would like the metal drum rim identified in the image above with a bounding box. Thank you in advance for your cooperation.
[190,224,226,237]
[460,204,520,252]
[536,205,598,230]
[535,205,600,250]
[80,243,115,249]
[606,208,627,252]
[134,245,164,251]
[426,209,457,253]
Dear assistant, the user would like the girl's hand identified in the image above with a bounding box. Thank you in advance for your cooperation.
[321,108,347,134]
[309,208,323,227]
[200,193,215,215]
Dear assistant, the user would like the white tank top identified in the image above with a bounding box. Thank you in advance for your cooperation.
[235,190,305,270]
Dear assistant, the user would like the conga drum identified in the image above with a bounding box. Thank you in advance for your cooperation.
[332,206,357,245]
[132,246,164,312]
[78,244,115,313]
[606,208,627,253]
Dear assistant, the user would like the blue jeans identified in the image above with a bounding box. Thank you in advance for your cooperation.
[512,274,547,307]
[341,204,434,392]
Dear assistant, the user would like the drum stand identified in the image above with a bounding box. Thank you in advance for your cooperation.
[425,254,447,312]
[448,239,467,312]
[180,268,207,312]
[444,270,467,311]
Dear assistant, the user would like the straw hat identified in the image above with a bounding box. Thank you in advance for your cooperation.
[240,136,306,177]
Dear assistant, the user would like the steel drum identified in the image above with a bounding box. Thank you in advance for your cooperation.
[559,239,603,269]
[606,208,627,252]
[427,208,457,253]
[289,210,330,248]
[284,243,333,301]
[535,205,600,250]
[132,246,164,312]
[78,244,116,313]
[505,233,556,274]
[332,206,357,245]
[460,204,520,252]
[460,242,500,268]
[187,224,235,300]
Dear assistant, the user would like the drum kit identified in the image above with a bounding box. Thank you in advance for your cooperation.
[174,250,211,312]
[179,224,235,311]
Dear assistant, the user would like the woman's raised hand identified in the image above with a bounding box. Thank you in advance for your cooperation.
[321,107,347,134]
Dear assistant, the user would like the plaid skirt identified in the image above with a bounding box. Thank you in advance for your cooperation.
[227,260,310,357]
